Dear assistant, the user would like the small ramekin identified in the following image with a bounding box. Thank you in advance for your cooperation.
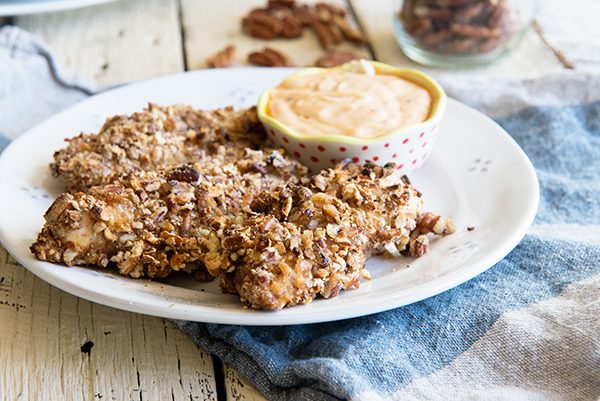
[257,60,446,173]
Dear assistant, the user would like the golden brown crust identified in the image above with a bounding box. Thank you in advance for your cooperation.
[33,148,307,278]
[51,104,265,192]
[32,104,454,309]
[208,162,454,309]
[33,156,453,309]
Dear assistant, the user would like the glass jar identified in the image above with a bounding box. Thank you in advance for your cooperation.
[394,0,537,67]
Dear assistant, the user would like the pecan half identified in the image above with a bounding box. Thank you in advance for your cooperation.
[332,15,366,44]
[248,47,295,67]
[309,17,342,50]
[243,12,284,39]
[404,17,433,37]
[206,45,235,68]
[315,51,362,67]
[314,2,346,17]
[268,0,295,10]
[280,14,304,38]
[294,4,313,25]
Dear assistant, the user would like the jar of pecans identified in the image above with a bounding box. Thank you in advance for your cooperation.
[394,0,537,67]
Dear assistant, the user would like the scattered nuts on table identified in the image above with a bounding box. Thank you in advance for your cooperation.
[206,45,236,68]
[248,47,295,67]
[242,0,366,51]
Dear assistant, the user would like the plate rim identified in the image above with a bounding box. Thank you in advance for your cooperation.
[0,68,539,325]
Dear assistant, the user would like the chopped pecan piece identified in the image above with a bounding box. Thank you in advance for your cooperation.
[206,45,235,68]
[248,47,295,67]
[165,165,200,183]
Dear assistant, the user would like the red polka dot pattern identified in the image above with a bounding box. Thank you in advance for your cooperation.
[266,121,441,173]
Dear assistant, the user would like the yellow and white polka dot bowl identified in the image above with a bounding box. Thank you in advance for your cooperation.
[257,60,446,173]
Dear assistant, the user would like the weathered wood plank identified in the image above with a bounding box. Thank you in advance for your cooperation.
[180,0,371,70]
[349,0,565,77]
[224,365,269,401]
[534,0,600,71]
[0,250,217,401]
[5,1,218,400]
[16,0,184,86]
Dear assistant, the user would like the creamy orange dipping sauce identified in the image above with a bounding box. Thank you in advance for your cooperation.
[268,71,432,139]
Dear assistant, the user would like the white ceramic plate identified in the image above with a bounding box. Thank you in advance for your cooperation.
[0,68,538,325]
[0,0,117,16]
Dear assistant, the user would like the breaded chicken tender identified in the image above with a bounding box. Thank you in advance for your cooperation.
[32,104,454,309]
[51,104,265,192]
[32,160,452,308]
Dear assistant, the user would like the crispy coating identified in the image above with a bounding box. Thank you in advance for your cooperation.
[32,159,453,309]
[33,104,454,309]
[32,150,307,278]
[51,104,265,192]
[210,162,454,309]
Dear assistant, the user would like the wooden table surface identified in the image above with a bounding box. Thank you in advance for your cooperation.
[0,1,594,400]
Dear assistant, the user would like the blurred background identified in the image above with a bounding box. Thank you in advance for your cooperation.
[0,0,596,87]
